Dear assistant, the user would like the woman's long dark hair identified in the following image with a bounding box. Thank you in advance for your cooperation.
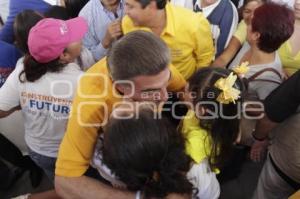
[188,67,245,170]
[19,54,65,82]
[101,107,194,198]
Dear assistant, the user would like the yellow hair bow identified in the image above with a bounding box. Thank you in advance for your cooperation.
[233,61,249,75]
[214,72,241,104]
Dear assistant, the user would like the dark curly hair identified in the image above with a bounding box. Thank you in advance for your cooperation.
[101,107,194,198]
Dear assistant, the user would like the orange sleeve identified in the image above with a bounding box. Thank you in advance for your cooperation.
[167,64,186,92]
[55,59,116,177]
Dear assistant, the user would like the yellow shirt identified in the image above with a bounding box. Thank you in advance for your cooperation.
[122,3,214,80]
[289,190,300,199]
[233,20,247,44]
[279,40,300,76]
[182,110,212,163]
[55,58,186,177]
[182,110,220,173]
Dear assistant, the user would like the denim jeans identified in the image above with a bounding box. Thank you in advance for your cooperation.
[28,150,56,181]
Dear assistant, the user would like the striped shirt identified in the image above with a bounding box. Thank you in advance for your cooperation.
[79,0,124,61]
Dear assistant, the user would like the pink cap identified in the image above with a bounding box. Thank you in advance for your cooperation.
[28,17,88,63]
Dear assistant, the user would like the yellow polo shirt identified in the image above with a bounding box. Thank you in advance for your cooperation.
[289,190,300,199]
[279,40,300,76]
[122,3,214,80]
[55,58,186,177]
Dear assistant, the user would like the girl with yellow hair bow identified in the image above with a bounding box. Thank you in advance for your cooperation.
[182,67,245,174]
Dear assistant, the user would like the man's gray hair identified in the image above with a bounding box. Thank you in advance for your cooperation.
[107,30,170,81]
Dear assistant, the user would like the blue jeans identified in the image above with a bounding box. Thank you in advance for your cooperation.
[29,150,56,181]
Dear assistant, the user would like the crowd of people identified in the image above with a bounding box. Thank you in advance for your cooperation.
[0,0,300,198]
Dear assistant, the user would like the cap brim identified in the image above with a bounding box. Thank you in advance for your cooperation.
[66,17,88,44]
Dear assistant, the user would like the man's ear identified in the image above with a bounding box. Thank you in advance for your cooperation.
[114,82,125,93]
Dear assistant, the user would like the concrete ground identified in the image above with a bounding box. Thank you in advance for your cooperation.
[220,159,264,199]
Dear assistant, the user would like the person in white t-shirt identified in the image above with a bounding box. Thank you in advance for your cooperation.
[0,17,87,180]
[91,104,220,199]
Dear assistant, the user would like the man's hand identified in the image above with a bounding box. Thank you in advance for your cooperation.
[250,139,269,162]
[102,19,123,49]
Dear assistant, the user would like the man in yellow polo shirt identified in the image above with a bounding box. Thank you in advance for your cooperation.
[122,0,214,79]
[289,190,300,199]
[55,31,186,198]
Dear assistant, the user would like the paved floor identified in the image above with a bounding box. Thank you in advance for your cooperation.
[220,159,264,199]
[0,171,53,199]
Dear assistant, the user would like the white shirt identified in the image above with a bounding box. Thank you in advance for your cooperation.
[0,0,9,22]
[229,42,283,100]
[196,0,221,17]
[170,0,194,10]
[76,47,96,71]
[0,61,83,157]
[270,0,295,9]
[43,0,61,6]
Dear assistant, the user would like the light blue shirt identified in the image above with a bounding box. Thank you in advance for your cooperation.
[79,0,124,61]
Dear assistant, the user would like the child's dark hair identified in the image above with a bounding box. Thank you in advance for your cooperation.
[19,55,65,82]
[188,67,245,169]
[13,10,43,54]
[102,107,194,198]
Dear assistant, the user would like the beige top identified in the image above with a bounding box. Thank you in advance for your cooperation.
[270,113,300,182]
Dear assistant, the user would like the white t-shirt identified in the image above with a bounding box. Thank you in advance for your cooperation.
[0,0,9,23]
[0,61,83,157]
[91,137,220,199]
[76,47,95,71]
[229,42,283,100]
[43,0,61,6]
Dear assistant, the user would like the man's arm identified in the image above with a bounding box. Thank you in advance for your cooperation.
[253,70,300,139]
[253,114,278,140]
[79,5,109,61]
[250,70,300,161]
[0,106,20,118]
[212,37,241,68]
[55,176,135,199]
